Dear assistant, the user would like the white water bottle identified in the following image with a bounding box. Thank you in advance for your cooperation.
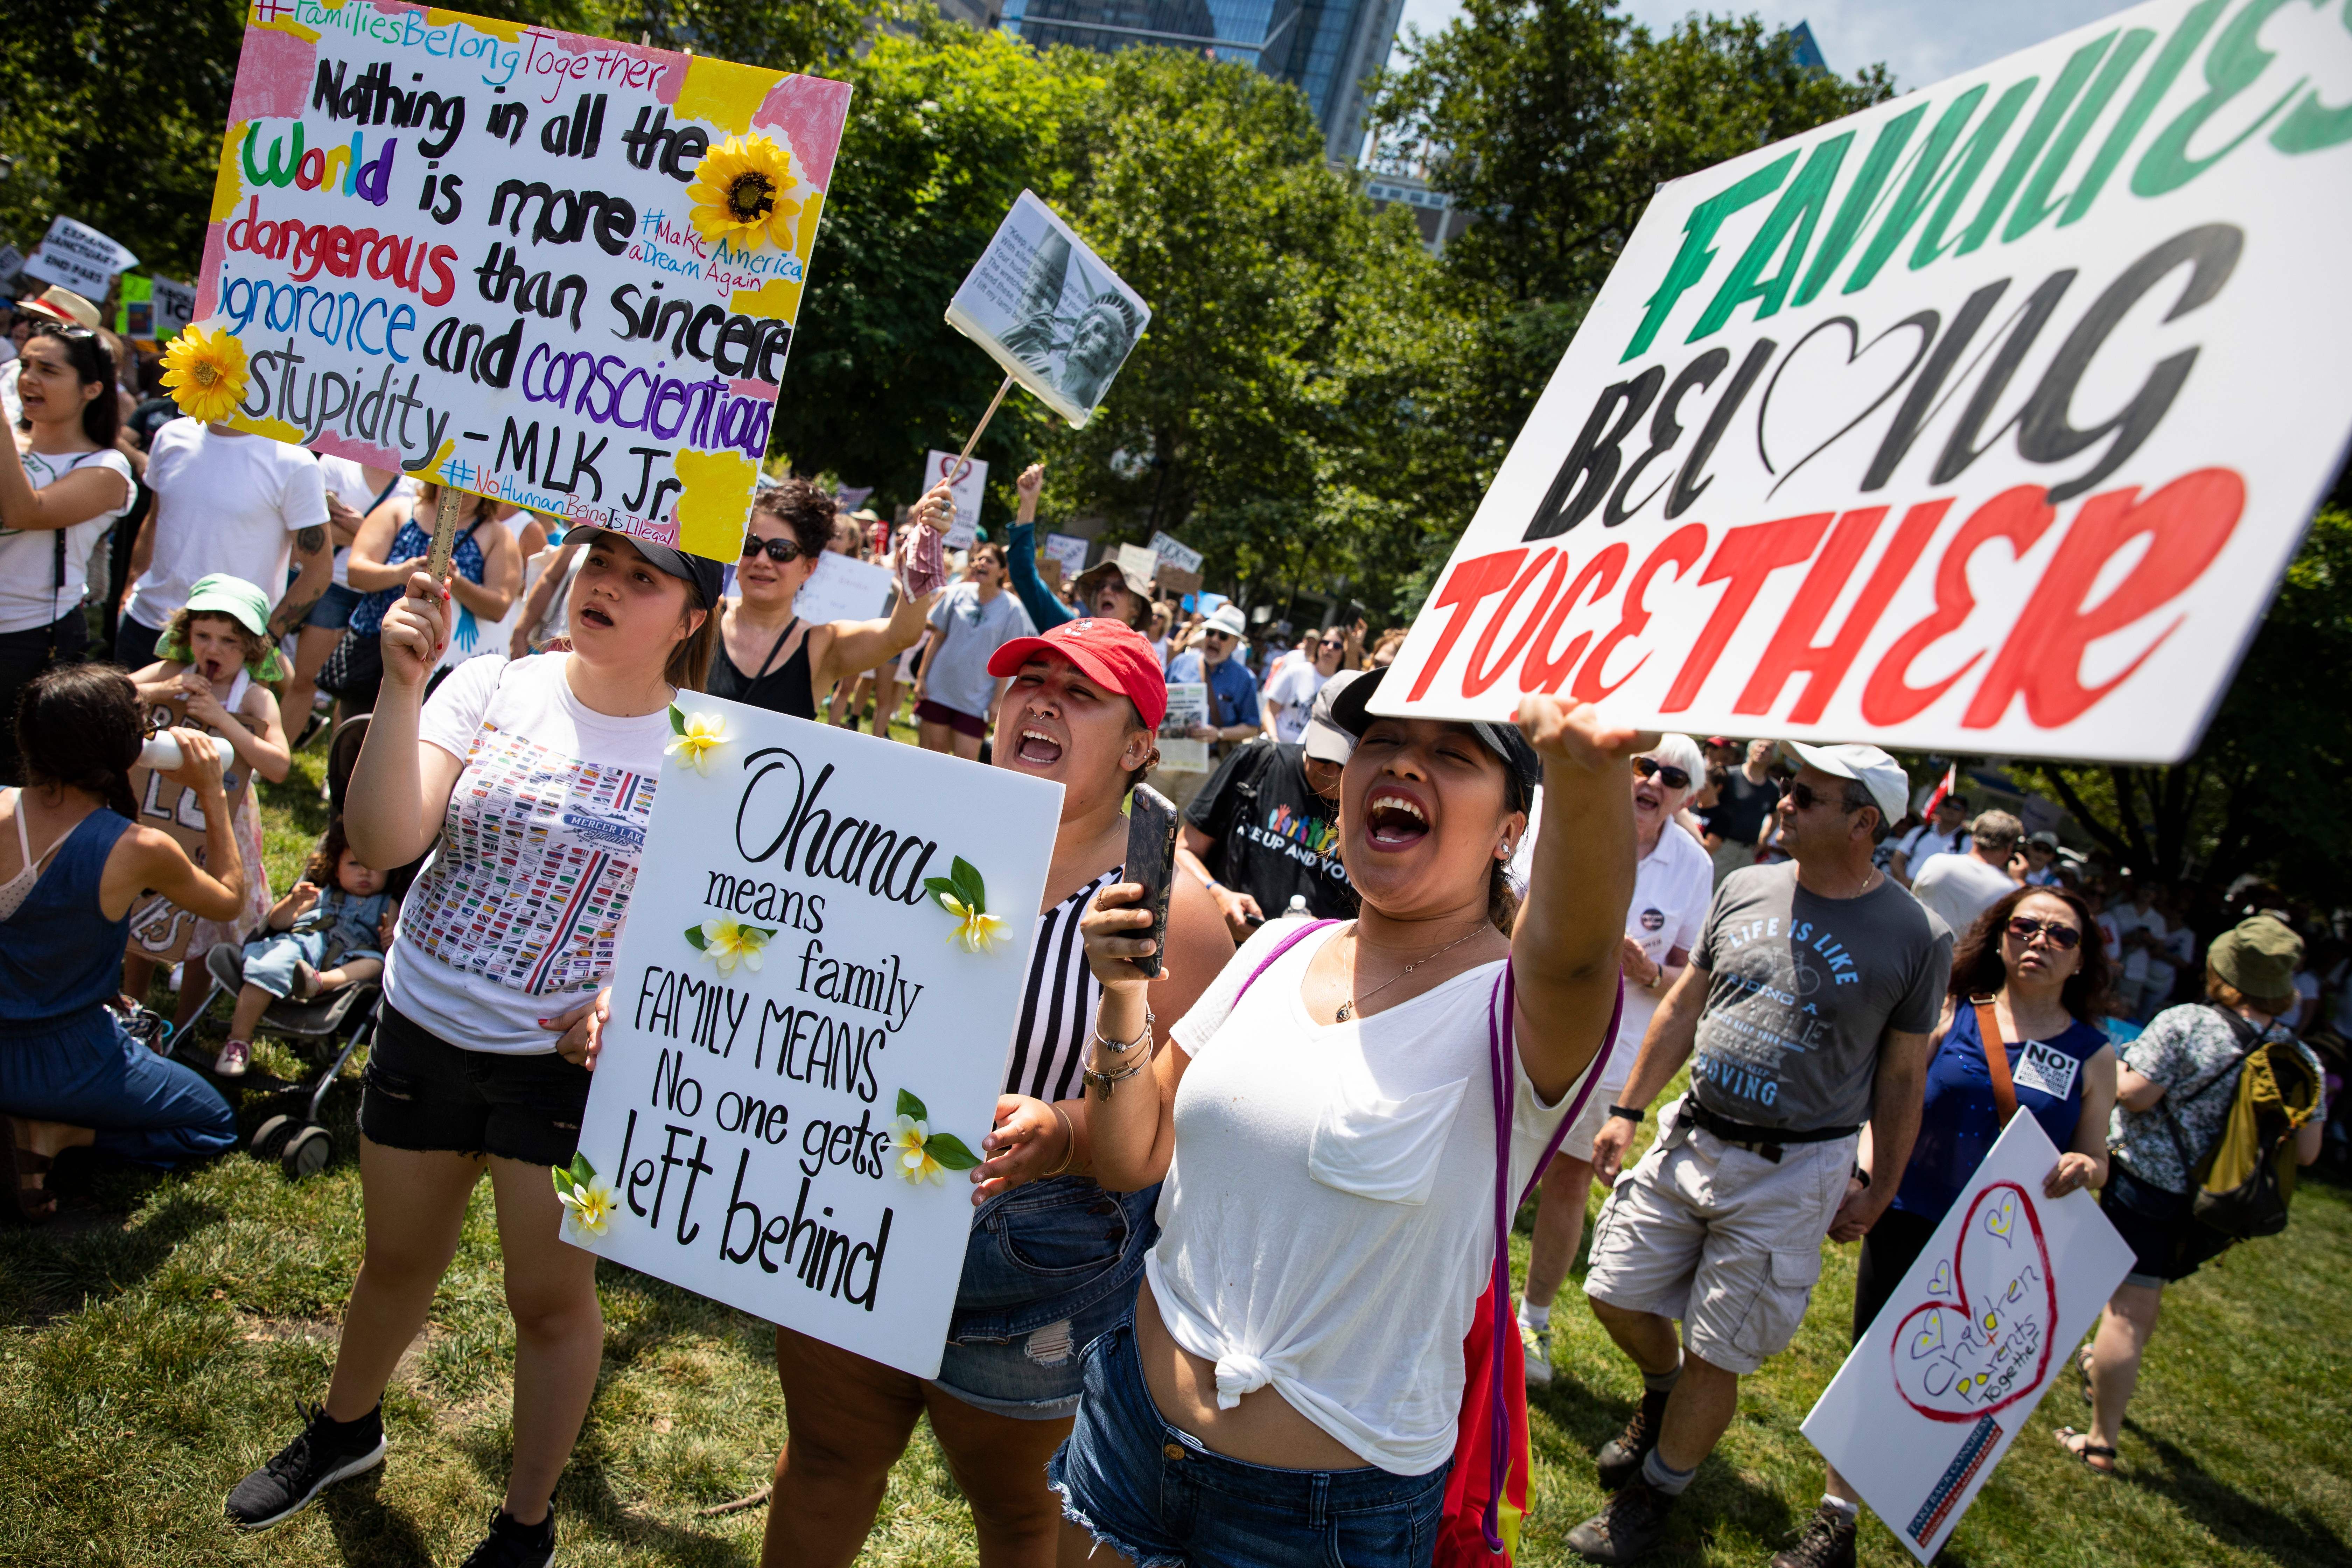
[138,732,214,771]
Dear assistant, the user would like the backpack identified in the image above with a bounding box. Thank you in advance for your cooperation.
[2162,1004,2322,1257]
[1231,920,1617,1563]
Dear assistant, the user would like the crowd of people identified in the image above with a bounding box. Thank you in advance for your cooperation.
[0,277,2339,1568]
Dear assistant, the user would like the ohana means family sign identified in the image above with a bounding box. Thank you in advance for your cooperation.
[190,2,851,560]
[1374,0,2352,762]
[567,695,1062,1378]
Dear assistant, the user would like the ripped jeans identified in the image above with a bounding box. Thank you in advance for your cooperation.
[931,1175,1160,1419]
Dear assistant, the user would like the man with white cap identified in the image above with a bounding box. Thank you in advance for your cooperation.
[1164,600,1260,752]
[1176,668,1359,936]
[1565,742,1952,1565]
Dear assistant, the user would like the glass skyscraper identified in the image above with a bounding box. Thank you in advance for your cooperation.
[1004,0,1406,165]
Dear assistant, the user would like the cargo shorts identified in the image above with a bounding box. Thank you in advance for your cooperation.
[1582,1100,1856,1376]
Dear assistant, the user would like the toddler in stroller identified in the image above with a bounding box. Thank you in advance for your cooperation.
[214,819,391,1078]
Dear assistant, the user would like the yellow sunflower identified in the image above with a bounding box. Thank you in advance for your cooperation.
[160,325,249,424]
[686,134,802,250]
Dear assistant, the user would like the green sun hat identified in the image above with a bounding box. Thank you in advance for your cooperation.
[156,573,288,682]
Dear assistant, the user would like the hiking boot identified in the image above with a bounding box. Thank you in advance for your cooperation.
[1596,1385,1671,1490]
[1770,1503,1858,1568]
[224,1402,386,1530]
[1521,1318,1554,1387]
[1566,1478,1674,1564]
[460,1505,556,1568]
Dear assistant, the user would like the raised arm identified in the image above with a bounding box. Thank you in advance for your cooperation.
[347,572,467,870]
[1510,696,1644,1102]
[816,584,940,690]
[1003,463,1076,631]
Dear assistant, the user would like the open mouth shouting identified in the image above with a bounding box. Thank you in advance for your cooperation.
[1364,784,1433,851]
[578,598,616,631]
[1012,724,1065,768]
[1632,779,1665,816]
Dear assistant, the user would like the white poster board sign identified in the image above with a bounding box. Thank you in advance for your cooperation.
[150,276,196,342]
[1159,681,1210,774]
[0,245,23,294]
[1372,0,2352,763]
[794,547,895,625]
[22,215,138,299]
[568,694,1063,1378]
[194,5,852,562]
[923,449,988,550]
[1041,531,1092,581]
[1148,530,1202,575]
[1801,1115,2134,1563]
[945,190,1151,429]
[1115,543,1160,592]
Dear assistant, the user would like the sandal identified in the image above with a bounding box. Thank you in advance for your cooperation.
[4,1116,58,1224]
[2055,1428,2116,1474]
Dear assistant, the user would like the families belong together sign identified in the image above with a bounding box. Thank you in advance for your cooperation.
[567,696,1062,1378]
[190,1,851,559]
[1376,0,2352,762]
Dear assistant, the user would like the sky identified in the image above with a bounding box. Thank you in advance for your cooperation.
[1385,0,2149,95]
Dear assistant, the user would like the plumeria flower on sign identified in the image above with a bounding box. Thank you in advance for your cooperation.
[924,856,1007,954]
[890,1090,982,1187]
[686,918,775,976]
[552,1154,616,1239]
[666,704,728,775]
[161,324,248,423]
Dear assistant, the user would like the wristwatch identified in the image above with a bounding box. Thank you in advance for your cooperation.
[1851,1164,1872,1190]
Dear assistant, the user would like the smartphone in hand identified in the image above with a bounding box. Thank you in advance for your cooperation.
[1123,783,1180,979]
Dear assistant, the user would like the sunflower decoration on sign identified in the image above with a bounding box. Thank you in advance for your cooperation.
[924,856,1008,954]
[159,324,249,424]
[686,134,802,251]
[890,1090,982,1186]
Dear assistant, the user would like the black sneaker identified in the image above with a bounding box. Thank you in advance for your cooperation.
[1566,1478,1675,1564]
[461,1504,556,1568]
[224,1401,386,1530]
[1596,1385,1672,1490]
[1770,1503,1858,1568]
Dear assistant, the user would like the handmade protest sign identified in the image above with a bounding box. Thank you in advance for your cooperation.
[181,3,850,562]
[124,702,254,965]
[1115,543,1160,592]
[1802,1115,2134,1562]
[22,216,138,299]
[566,693,1062,1377]
[923,449,989,549]
[793,547,894,625]
[1372,0,2352,763]
[945,190,1151,429]
[1156,563,1203,600]
[1148,530,1202,576]
[1041,531,1092,581]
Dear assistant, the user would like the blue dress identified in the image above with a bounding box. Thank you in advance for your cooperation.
[0,805,236,1163]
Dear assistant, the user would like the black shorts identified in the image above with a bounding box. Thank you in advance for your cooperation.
[2101,1165,2200,1286]
[359,1004,592,1168]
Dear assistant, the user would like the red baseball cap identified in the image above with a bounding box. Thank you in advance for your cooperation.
[988,617,1168,730]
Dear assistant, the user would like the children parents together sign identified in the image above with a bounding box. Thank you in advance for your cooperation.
[181,1,850,561]
[1373,0,2352,762]
[564,695,1062,1378]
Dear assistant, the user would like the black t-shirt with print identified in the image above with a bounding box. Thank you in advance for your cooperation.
[1183,741,1357,922]
[1706,769,1782,850]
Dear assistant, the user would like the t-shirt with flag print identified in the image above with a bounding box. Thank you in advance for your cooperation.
[384,654,670,1054]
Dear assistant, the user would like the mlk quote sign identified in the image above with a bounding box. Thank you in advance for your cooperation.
[567,696,1062,1378]
[184,2,850,559]
[1376,0,2352,761]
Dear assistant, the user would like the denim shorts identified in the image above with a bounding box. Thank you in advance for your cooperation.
[305,581,364,630]
[358,1004,591,1167]
[931,1175,1158,1419]
[1049,1318,1449,1568]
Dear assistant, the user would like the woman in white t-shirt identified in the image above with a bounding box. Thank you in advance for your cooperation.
[1045,668,1640,1566]
[0,322,134,782]
[223,528,723,1563]
[1258,628,1343,744]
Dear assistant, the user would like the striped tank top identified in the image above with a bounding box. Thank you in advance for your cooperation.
[1002,865,1123,1103]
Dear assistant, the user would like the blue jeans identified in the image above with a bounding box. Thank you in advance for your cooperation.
[1049,1319,1450,1568]
[242,930,327,1000]
[0,1007,236,1165]
[933,1175,1158,1419]
[305,582,364,631]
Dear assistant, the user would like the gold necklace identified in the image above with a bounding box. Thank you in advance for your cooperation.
[1334,926,1488,1022]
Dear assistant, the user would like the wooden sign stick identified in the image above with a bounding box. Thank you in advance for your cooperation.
[955,373,1016,472]
[422,482,463,584]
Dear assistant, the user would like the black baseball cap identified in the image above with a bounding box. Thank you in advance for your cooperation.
[1327,665,1544,809]
[564,525,727,610]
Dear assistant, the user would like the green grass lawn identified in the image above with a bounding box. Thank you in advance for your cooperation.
[3,736,2346,1566]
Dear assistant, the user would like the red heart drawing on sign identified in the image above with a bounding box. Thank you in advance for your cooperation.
[1888,1180,2056,1423]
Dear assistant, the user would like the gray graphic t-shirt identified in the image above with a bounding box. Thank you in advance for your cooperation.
[1690,864,1953,1132]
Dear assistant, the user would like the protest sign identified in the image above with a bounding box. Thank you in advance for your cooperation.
[793,546,894,625]
[0,245,23,295]
[22,216,138,299]
[1115,543,1160,592]
[1184,590,1227,617]
[945,190,1151,429]
[187,4,851,562]
[1802,1115,2134,1563]
[1372,0,2352,763]
[1147,530,1202,575]
[118,276,155,341]
[124,694,256,965]
[1156,563,1203,600]
[1041,531,1091,582]
[923,450,988,548]
[1159,681,1210,774]
[152,276,197,342]
[568,692,1062,1377]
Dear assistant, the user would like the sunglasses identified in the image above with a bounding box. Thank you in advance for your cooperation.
[742,536,807,563]
[1783,780,1858,813]
[1202,629,1235,643]
[1633,756,1692,791]
[2004,915,2082,950]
